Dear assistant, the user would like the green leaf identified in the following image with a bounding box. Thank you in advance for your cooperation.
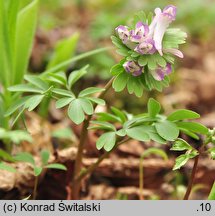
[176,122,208,135]
[155,54,166,67]
[68,65,88,89]
[147,98,161,118]
[14,152,35,165]
[34,166,43,176]
[146,128,167,144]
[111,107,127,123]
[46,71,67,86]
[7,130,32,144]
[167,109,200,121]
[79,87,105,97]
[208,182,215,200]
[0,162,16,173]
[45,163,67,171]
[147,55,157,70]
[13,0,39,84]
[79,98,94,115]
[5,96,31,116]
[138,56,148,66]
[171,138,192,151]
[110,64,124,76]
[155,121,179,141]
[8,84,43,93]
[126,126,150,142]
[25,95,44,111]
[116,129,127,137]
[52,128,74,139]
[90,121,116,131]
[52,88,75,98]
[86,97,105,106]
[0,129,32,144]
[111,36,129,54]
[68,99,85,125]
[173,151,198,170]
[179,128,200,140]
[41,150,50,166]
[113,72,129,92]
[96,132,116,151]
[0,149,15,162]
[97,112,121,123]
[208,148,215,160]
[24,75,49,91]
[56,97,74,109]
[173,154,190,170]
[47,33,79,70]
[141,148,168,160]
[127,76,144,97]
[66,98,94,124]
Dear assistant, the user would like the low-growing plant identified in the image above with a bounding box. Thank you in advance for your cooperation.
[14,150,67,199]
[1,2,215,200]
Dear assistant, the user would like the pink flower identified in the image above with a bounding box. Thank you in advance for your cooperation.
[149,5,177,56]
[115,25,130,44]
[130,22,149,43]
[151,63,172,81]
[123,61,143,76]
[134,38,156,55]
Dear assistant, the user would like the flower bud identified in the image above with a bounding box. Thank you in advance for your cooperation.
[123,61,143,76]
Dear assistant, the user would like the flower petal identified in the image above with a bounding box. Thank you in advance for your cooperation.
[123,61,143,76]
[115,25,130,44]
[163,5,177,21]
[149,5,177,56]
[151,63,172,81]
[134,38,156,55]
[130,22,149,43]
[163,48,184,58]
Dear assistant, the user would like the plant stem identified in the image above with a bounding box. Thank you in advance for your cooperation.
[139,157,144,200]
[71,77,114,199]
[32,176,39,200]
[183,154,199,200]
[183,143,207,200]
[75,137,130,182]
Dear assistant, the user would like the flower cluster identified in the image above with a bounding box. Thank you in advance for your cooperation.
[113,5,186,82]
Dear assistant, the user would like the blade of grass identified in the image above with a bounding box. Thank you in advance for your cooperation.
[42,47,111,76]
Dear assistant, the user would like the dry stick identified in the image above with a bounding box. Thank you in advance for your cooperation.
[75,137,131,182]
[71,77,115,200]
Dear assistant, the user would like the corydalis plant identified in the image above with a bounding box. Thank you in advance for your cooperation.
[111,5,187,96]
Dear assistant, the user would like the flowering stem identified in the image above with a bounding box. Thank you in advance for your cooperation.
[71,77,114,200]
[183,143,206,200]
[75,137,130,182]
[183,154,199,200]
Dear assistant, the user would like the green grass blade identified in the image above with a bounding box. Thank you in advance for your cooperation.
[43,47,111,75]
[13,0,39,84]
